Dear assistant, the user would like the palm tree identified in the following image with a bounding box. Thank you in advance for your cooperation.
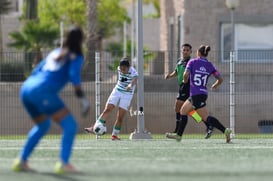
[8,21,59,74]
[0,0,12,55]
[25,0,38,20]
[85,0,130,80]
[85,0,99,80]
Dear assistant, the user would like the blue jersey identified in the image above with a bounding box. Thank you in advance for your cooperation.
[20,48,84,118]
[23,48,83,94]
[185,57,220,96]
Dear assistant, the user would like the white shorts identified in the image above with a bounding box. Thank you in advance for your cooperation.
[106,89,133,110]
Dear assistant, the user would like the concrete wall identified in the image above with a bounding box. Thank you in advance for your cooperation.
[1,78,272,135]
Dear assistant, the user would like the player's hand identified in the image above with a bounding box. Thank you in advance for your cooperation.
[165,74,170,79]
[80,97,90,117]
[126,84,132,91]
[211,84,218,90]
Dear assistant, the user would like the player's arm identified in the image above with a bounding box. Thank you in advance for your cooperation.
[165,70,177,79]
[211,76,223,90]
[126,67,138,91]
[211,70,223,90]
[126,76,138,91]
[31,59,46,75]
[70,56,90,117]
[183,70,190,83]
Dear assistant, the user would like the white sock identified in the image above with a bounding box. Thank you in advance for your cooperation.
[112,126,121,136]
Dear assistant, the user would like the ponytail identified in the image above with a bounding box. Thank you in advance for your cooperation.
[198,45,211,57]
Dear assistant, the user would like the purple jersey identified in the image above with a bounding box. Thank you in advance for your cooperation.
[185,57,220,96]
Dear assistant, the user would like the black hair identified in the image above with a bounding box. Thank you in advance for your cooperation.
[119,57,130,67]
[198,45,211,57]
[55,26,84,61]
[181,43,192,49]
[63,26,84,55]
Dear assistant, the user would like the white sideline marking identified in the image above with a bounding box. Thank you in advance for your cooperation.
[1,145,273,150]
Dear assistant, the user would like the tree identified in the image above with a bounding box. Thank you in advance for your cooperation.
[143,0,160,18]
[8,21,59,72]
[105,40,156,71]
[0,0,12,55]
[25,0,38,20]
[97,0,130,40]
[38,0,129,49]
[85,0,129,80]
[38,0,86,27]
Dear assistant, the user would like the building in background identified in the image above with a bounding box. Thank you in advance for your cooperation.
[1,0,23,52]
[160,0,273,63]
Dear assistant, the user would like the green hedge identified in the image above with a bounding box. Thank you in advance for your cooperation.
[0,62,25,82]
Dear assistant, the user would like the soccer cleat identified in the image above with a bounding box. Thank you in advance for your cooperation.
[165,132,176,137]
[12,159,35,172]
[166,132,182,142]
[111,135,121,141]
[84,126,93,134]
[205,126,214,139]
[224,128,232,143]
[55,162,78,174]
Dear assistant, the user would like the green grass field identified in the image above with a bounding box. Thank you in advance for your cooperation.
[1,134,273,181]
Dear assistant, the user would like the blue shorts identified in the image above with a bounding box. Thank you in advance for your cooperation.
[20,87,65,118]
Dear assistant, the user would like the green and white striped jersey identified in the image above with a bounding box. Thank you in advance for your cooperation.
[115,66,138,95]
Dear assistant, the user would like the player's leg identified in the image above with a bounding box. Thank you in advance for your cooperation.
[52,108,78,173]
[167,100,192,141]
[165,99,183,138]
[174,99,184,133]
[48,95,79,173]
[173,84,185,133]
[188,107,214,139]
[111,94,132,140]
[206,115,231,143]
[84,103,115,133]
[194,97,231,143]
[13,116,51,172]
[84,90,118,133]
[112,107,127,140]
[204,121,214,139]
[13,90,51,172]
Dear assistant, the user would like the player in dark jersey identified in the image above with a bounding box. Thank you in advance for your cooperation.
[165,43,213,139]
[167,45,231,143]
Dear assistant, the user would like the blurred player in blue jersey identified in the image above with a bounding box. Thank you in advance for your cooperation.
[85,57,138,140]
[12,26,90,173]
[167,45,231,143]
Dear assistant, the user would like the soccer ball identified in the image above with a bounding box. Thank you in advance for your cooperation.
[93,122,107,135]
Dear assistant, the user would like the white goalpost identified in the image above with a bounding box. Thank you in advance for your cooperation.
[230,51,236,138]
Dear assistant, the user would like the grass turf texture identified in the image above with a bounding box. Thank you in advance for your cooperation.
[1,135,273,181]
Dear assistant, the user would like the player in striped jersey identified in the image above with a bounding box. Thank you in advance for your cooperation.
[85,57,138,140]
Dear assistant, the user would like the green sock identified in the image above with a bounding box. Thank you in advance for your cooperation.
[189,110,202,123]
[97,118,106,124]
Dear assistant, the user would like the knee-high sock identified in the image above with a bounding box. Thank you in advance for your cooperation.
[204,121,211,130]
[174,112,181,133]
[177,115,188,136]
[206,116,225,133]
[21,119,51,162]
[59,114,78,164]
